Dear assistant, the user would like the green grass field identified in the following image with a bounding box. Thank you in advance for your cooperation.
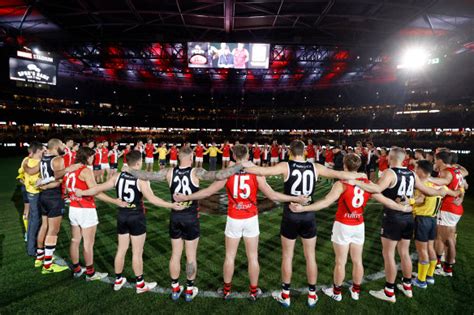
[1,157,473,314]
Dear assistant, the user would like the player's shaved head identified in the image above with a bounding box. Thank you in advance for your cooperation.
[343,153,361,172]
[179,146,193,161]
[232,144,248,161]
[289,140,305,157]
[127,151,142,167]
[389,147,405,163]
[48,138,62,150]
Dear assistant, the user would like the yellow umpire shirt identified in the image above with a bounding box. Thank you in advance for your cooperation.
[413,181,443,217]
[24,158,41,194]
[204,146,222,157]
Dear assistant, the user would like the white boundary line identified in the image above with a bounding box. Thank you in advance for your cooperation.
[53,253,418,299]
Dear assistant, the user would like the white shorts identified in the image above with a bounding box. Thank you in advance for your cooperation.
[225,216,260,238]
[145,157,154,164]
[324,162,334,169]
[101,163,110,170]
[331,221,365,245]
[437,210,461,227]
[170,159,178,165]
[307,158,315,163]
[69,206,99,228]
[222,157,230,162]
[270,157,279,163]
[253,158,261,163]
[195,157,203,162]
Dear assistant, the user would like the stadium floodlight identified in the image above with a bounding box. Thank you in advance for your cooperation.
[397,47,429,70]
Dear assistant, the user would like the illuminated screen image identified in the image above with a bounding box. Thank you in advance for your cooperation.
[9,58,57,85]
[187,42,270,69]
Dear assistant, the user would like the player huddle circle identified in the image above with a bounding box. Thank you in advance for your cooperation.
[18,138,467,307]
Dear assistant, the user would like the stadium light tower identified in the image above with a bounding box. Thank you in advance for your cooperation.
[397,47,429,70]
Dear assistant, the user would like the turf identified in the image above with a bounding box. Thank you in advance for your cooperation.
[0,157,473,314]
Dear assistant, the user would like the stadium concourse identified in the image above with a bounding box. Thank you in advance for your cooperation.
[0,0,473,314]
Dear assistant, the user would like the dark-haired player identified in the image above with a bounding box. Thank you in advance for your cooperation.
[127,146,242,302]
[174,145,308,301]
[290,153,410,302]
[244,140,364,308]
[346,147,453,303]
[411,160,443,288]
[64,147,126,280]
[76,151,185,293]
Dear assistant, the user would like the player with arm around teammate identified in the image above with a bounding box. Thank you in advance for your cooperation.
[290,153,412,302]
[64,147,127,281]
[244,140,365,308]
[76,151,185,293]
[344,147,454,303]
[174,144,309,301]
[126,146,243,302]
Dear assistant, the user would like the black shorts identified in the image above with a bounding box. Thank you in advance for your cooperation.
[93,165,101,171]
[414,216,436,242]
[280,213,317,240]
[169,213,200,240]
[117,210,146,236]
[381,211,414,241]
[39,189,65,218]
[110,163,118,170]
[159,159,166,166]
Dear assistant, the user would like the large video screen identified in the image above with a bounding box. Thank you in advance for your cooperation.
[187,42,270,69]
[9,58,57,85]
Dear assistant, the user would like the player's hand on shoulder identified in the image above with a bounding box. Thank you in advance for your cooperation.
[355,172,367,179]
[75,189,84,197]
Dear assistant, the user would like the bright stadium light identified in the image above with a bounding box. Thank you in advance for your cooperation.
[397,47,429,70]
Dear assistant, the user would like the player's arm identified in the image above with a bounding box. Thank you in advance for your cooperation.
[415,174,449,197]
[413,189,426,205]
[193,164,243,181]
[217,148,223,154]
[174,180,227,202]
[454,164,469,177]
[345,171,394,194]
[257,176,309,204]
[82,168,125,207]
[139,180,184,210]
[245,162,287,176]
[76,174,118,197]
[315,163,361,180]
[22,158,39,175]
[290,181,344,212]
[428,170,453,186]
[371,193,412,212]
[128,168,173,182]
[203,148,210,155]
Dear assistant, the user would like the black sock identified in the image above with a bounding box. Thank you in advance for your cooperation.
[402,277,412,285]
[308,284,316,292]
[171,278,179,285]
[115,273,122,280]
[136,275,144,282]
[186,279,194,288]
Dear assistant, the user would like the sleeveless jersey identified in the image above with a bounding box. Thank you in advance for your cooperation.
[283,160,316,219]
[225,171,258,219]
[336,179,371,225]
[263,148,269,160]
[65,165,96,208]
[101,147,109,163]
[378,155,389,171]
[123,149,130,163]
[170,167,199,214]
[271,145,279,157]
[40,154,61,193]
[325,150,334,163]
[253,147,261,159]
[115,172,144,212]
[94,149,102,165]
[71,150,77,164]
[109,149,118,164]
[440,167,464,215]
[222,145,231,157]
[169,148,178,160]
[145,144,154,158]
[306,145,315,158]
[382,167,415,212]
[63,147,73,168]
[280,148,287,160]
[195,145,204,157]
